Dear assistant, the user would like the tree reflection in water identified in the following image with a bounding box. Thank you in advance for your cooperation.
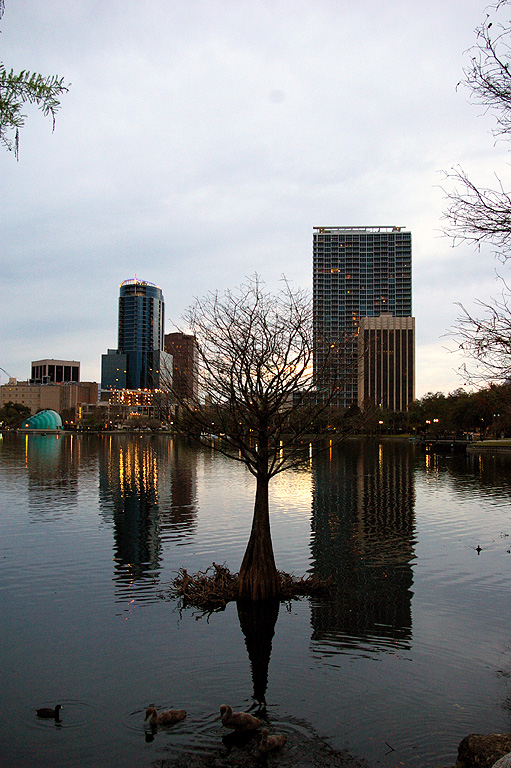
[237,598,280,704]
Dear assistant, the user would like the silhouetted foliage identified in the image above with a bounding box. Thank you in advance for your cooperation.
[0,401,31,427]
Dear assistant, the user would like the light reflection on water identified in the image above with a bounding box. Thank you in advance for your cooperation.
[1,433,511,768]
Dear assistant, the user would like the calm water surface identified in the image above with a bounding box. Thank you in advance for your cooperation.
[1,433,511,768]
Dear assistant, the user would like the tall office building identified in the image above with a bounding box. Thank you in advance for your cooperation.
[313,226,414,410]
[101,278,171,391]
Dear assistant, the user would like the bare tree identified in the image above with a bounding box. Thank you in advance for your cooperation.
[168,275,353,601]
[443,0,511,258]
[442,1,511,382]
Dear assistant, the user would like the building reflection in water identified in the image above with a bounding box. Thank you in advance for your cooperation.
[98,435,197,597]
[310,439,416,654]
[159,438,198,540]
[25,434,79,514]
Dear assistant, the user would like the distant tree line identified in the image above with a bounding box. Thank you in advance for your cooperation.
[404,384,511,439]
[0,401,31,427]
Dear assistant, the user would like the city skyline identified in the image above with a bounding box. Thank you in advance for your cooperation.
[1,0,508,398]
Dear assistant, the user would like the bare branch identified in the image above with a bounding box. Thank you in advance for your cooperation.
[441,1,511,385]
[441,1,511,259]
[166,275,352,477]
[449,275,511,384]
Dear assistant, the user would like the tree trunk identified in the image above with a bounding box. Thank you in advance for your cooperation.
[238,472,280,600]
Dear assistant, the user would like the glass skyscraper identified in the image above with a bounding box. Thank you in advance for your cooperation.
[313,226,414,409]
[101,278,169,391]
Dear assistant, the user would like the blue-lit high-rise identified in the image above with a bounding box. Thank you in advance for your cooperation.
[313,226,415,410]
[101,278,169,391]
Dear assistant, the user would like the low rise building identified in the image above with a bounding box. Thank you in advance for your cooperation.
[31,359,80,384]
[0,380,98,416]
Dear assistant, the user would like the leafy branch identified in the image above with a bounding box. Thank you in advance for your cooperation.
[0,2,70,158]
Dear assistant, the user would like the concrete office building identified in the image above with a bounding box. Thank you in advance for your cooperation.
[101,278,171,391]
[357,315,415,411]
[0,380,98,415]
[31,359,80,384]
[164,332,198,401]
[313,226,414,410]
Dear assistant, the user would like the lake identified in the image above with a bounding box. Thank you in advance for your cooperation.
[1,432,510,768]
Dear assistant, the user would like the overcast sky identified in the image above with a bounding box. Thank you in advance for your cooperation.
[1,0,509,397]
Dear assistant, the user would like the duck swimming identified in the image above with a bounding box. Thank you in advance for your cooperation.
[259,727,287,752]
[144,706,186,726]
[220,704,262,731]
[36,705,62,720]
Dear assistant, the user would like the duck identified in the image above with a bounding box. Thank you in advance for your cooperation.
[259,727,287,752]
[36,704,63,720]
[144,706,186,726]
[219,704,262,731]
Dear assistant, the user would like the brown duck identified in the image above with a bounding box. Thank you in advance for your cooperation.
[220,704,262,731]
[259,727,287,752]
[144,706,186,726]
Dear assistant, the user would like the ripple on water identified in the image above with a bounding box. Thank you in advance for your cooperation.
[124,702,307,759]
[124,703,228,755]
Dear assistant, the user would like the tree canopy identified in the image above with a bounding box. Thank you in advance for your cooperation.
[0,401,31,427]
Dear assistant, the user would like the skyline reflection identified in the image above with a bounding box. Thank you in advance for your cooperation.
[25,433,79,513]
[310,439,416,653]
[98,435,198,597]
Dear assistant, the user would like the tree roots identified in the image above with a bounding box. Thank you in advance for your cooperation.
[168,563,331,611]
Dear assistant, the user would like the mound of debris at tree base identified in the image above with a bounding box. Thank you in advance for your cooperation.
[167,563,331,610]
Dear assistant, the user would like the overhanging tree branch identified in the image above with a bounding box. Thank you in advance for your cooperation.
[442,1,511,258]
[442,0,511,383]
[0,3,70,158]
[450,277,511,384]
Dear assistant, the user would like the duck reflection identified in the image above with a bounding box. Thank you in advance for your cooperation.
[310,439,416,651]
